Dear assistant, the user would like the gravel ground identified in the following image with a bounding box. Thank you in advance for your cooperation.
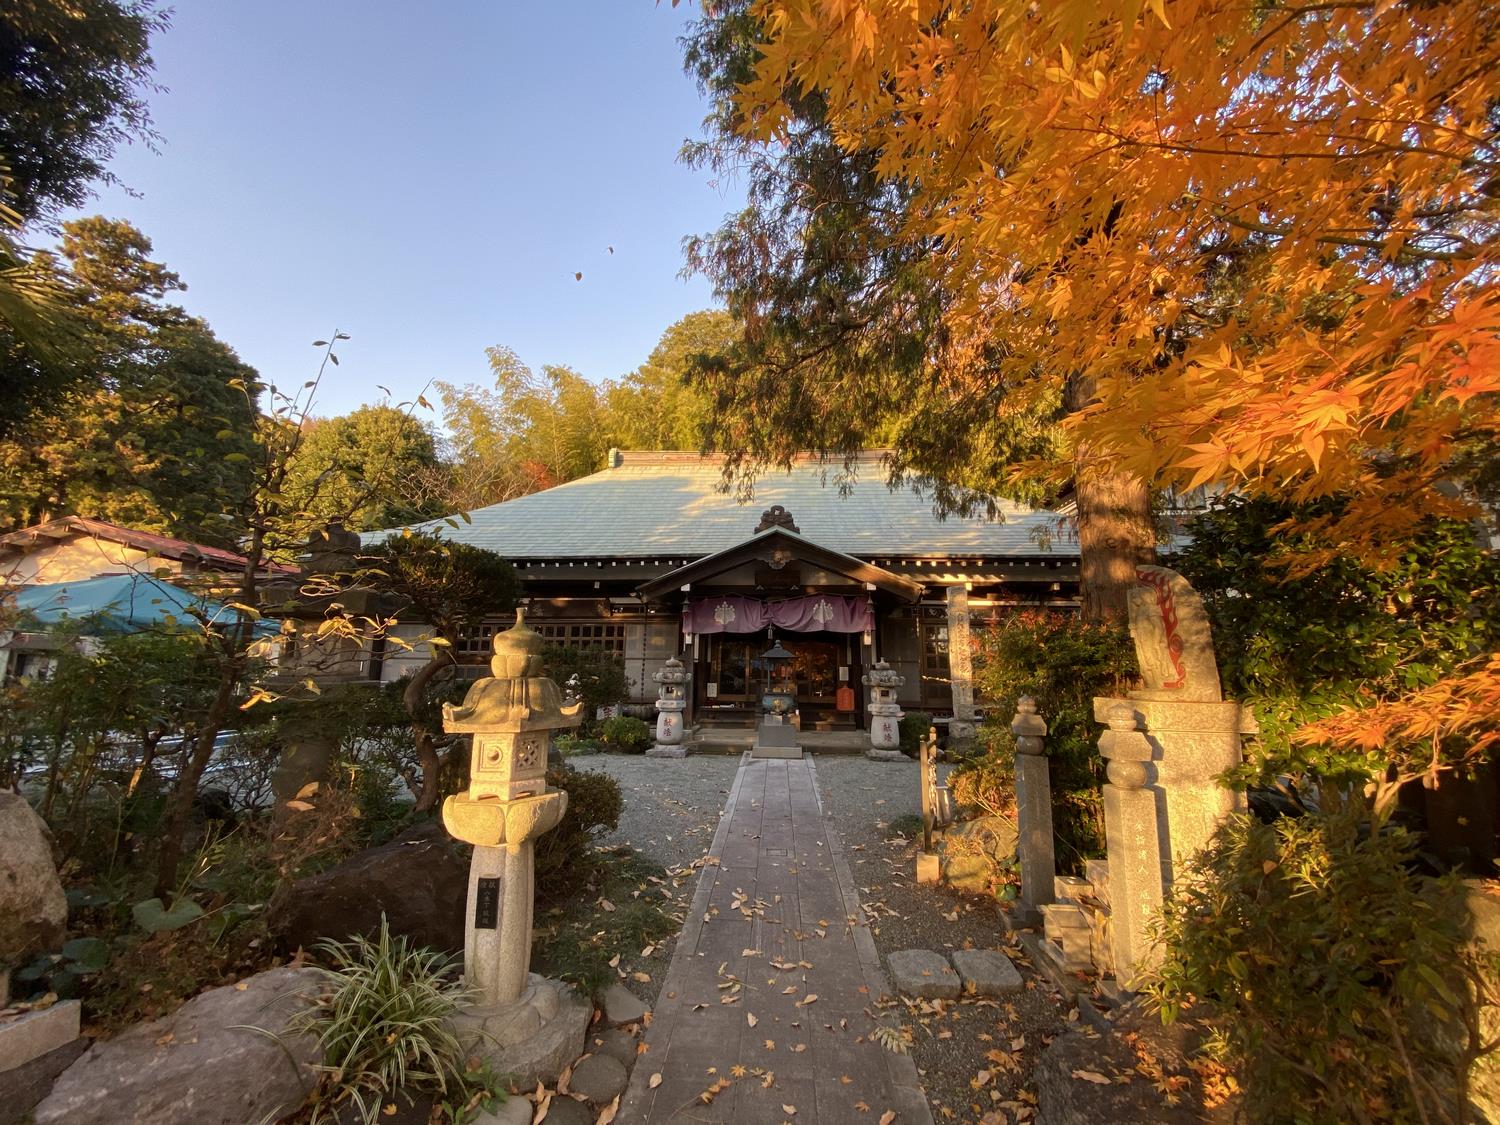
[574,751,1073,1122]
[568,752,743,1009]
[813,755,1072,1124]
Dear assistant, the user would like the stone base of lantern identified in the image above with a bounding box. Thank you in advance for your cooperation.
[865,748,908,763]
[451,973,589,1088]
[646,744,688,758]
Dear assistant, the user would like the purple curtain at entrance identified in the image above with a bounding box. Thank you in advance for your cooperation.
[683,595,872,635]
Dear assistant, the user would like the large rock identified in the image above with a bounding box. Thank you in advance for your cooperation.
[35,966,322,1125]
[270,820,468,953]
[0,792,66,965]
[951,948,1024,995]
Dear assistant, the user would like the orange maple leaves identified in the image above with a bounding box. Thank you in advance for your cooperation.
[737,0,1499,764]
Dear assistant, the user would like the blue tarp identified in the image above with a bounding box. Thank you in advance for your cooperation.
[8,574,278,637]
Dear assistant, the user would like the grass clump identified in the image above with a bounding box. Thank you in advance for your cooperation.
[285,917,506,1124]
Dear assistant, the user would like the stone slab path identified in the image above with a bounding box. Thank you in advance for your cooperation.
[617,755,931,1125]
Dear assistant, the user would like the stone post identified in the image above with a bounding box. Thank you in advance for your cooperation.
[863,659,907,762]
[646,655,689,758]
[916,727,941,884]
[1098,703,1165,990]
[1011,697,1055,915]
[945,585,977,753]
[440,611,590,1082]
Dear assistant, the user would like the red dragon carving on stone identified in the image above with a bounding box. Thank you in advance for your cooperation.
[1136,567,1187,690]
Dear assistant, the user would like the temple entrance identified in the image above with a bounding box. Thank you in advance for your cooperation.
[703,630,859,729]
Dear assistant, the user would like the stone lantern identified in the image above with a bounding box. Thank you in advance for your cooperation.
[440,610,589,1083]
[863,660,907,762]
[646,654,689,758]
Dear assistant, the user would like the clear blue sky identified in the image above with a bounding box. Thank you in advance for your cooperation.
[61,1,742,417]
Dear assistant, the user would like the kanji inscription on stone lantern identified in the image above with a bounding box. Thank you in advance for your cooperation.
[646,654,689,759]
[863,659,907,763]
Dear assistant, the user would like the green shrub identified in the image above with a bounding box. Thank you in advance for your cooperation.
[947,754,1013,820]
[541,645,629,733]
[535,765,624,893]
[283,917,505,1125]
[973,610,1135,870]
[599,715,652,753]
[1149,812,1500,1125]
[898,711,933,757]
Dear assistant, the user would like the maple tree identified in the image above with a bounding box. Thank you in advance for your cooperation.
[718,0,1497,770]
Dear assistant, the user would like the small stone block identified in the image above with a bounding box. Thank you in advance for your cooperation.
[865,749,908,763]
[601,984,648,1027]
[750,743,803,759]
[915,852,941,885]
[888,949,961,999]
[1054,875,1091,901]
[569,1052,628,1106]
[950,949,1024,996]
[0,1000,80,1074]
[1084,859,1111,908]
[645,746,687,759]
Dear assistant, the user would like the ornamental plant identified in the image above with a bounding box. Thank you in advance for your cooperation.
[971,610,1135,870]
[1149,812,1500,1125]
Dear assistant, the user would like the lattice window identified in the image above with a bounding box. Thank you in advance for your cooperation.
[536,621,626,655]
[456,622,499,657]
[921,620,950,676]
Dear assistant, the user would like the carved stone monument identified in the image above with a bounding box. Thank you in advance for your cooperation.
[945,586,978,753]
[1100,564,1256,882]
[646,655,690,758]
[441,610,590,1084]
[1085,565,1257,992]
[864,660,907,762]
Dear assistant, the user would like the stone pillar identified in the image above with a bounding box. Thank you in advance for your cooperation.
[647,655,689,759]
[916,727,941,885]
[863,660,907,762]
[440,611,590,1082]
[1098,703,1165,990]
[945,585,977,753]
[1012,697,1055,914]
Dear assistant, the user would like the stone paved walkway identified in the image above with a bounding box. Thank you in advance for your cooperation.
[617,755,931,1125]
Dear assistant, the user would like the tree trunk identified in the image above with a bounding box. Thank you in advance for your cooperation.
[403,652,454,813]
[1074,459,1155,625]
[154,667,238,898]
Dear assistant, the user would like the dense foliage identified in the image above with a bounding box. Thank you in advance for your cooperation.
[539,643,629,731]
[0,218,261,546]
[971,611,1136,869]
[1151,813,1498,1125]
[599,715,652,754]
[283,405,447,533]
[1174,496,1500,815]
[534,764,624,892]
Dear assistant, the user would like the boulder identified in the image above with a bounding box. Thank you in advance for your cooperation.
[601,983,648,1027]
[0,792,66,965]
[570,1052,629,1106]
[940,814,1018,893]
[34,965,322,1125]
[887,949,961,1000]
[270,820,468,953]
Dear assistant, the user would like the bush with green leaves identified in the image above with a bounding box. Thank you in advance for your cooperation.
[898,711,933,757]
[283,918,505,1125]
[535,765,624,892]
[540,644,630,731]
[599,715,652,753]
[947,754,1013,820]
[1172,495,1500,797]
[1149,812,1499,1125]
[972,610,1135,869]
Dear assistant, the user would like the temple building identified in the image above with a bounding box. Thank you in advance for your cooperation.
[374,451,1080,737]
